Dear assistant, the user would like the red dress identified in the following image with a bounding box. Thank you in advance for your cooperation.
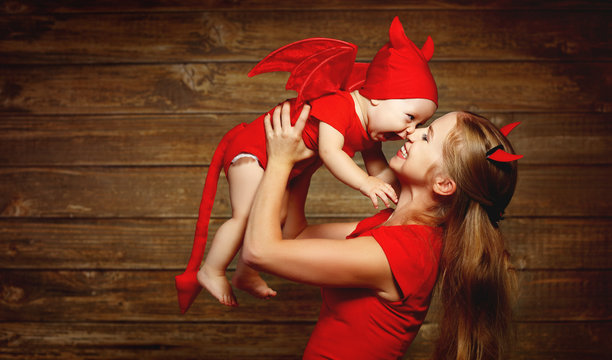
[303,209,443,359]
[222,91,378,178]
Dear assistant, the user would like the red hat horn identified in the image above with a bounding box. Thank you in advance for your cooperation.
[486,122,524,162]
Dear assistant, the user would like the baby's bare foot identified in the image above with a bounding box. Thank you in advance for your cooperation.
[232,272,277,300]
[197,266,238,307]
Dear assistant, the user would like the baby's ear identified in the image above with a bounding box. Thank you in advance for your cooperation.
[370,99,381,106]
[433,175,456,196]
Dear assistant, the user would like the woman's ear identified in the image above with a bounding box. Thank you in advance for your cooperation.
[433,175,456,196]
[370,99,381,106]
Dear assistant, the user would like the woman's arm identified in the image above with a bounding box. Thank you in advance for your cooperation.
[319,122,397,208]
[243,103,398,300]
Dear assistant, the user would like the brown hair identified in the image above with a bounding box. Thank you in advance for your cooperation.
[433,111,518,360]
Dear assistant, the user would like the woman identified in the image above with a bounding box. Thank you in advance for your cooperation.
[243,102,519,360]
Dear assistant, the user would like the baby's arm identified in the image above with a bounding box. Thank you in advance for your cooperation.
[319,122,397,208]
[361,144,400,195]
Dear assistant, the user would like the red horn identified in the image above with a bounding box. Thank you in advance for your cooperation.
[487,149,523,162]
[499,121,520,136]
[487,122,523,162]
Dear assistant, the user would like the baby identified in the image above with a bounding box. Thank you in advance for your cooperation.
[176,16,438,312]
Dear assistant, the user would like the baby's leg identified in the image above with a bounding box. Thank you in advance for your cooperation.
[232,188,290,299]
[197,156,264,306]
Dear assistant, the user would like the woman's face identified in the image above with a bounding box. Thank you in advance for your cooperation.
[389,112,458,186]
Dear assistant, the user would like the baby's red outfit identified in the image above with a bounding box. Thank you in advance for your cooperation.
[303,209,443,359]
[222,91,377,178]
[176,16,439,314]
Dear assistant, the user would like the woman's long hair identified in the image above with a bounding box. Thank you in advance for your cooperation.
[433,112,519,360]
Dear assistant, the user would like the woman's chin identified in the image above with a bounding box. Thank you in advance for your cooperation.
[389,155,403,171]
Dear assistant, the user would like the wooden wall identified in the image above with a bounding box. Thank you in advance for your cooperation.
[1,1,610,359]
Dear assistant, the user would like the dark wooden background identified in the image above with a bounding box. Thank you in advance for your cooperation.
[1,1,610,359]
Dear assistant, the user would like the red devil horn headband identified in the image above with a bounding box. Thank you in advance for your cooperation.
[486,122,524,162]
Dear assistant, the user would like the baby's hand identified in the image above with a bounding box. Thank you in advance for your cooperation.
[359,176,398,209]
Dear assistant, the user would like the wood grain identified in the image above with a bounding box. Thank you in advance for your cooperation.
[1,112,609,166]
[0,165,609,218]
[0,2,609,359]
[0,322,609,360]
[1,62,610,115]
[1,10,609,64]
[0,269,608,322]
[3,0,611,14]
[1,218,610,270]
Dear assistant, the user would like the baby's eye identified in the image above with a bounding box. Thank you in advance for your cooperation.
[407,114,415,121]
[421,133,429,142]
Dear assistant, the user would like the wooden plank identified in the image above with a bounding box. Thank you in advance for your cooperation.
[0,321,609,360]
[0,114,251,166]
[1,218,610,270]
[0,165,610,218]
[1,62,610,115]
[0,269,608,322]
[1,112,608,166]
[0,321,313,360]
[3,0,611,14]
[1,10,609,64]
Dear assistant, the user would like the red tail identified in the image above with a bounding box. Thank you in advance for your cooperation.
[175,123,246,314]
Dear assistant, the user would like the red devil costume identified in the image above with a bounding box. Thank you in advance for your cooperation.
[175,16,438,313]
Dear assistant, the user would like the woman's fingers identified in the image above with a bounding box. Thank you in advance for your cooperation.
[294,104,311,133]
[264,113,272,137]
[272,104,282,134]
[281,102,292,130]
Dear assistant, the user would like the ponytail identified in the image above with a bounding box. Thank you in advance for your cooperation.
[433,112,518,360]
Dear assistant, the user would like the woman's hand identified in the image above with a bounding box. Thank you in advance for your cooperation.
[264,101,315,167]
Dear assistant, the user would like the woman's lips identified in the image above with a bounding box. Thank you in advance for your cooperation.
[396,144,408,159]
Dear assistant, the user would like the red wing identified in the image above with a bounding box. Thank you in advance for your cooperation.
[344,62,369,92]
[248,38,359,107]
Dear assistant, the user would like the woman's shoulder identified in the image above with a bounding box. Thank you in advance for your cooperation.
[370,224,442,300]
[369,223,442,270]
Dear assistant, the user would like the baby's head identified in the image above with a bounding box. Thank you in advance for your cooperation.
[358,17,438,141]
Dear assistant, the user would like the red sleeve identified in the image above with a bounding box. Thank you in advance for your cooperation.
[346,209,393,239]
[309,93,353,136]
[370,226,442,300]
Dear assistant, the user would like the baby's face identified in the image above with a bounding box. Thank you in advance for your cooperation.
[366,98,436,142]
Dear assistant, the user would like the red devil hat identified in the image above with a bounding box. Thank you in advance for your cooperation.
[360,17,438,105]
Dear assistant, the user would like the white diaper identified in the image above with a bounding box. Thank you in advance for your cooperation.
[231,153,260,165]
